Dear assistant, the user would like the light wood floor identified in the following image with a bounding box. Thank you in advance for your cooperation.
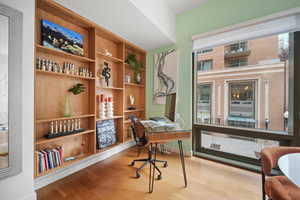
[37,148,261,200]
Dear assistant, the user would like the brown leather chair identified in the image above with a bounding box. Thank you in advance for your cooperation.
[265,176,300,200]
[261,147,300,200]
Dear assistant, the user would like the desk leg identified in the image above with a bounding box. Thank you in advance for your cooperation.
[149,143,157,193]
[178,140,187,187]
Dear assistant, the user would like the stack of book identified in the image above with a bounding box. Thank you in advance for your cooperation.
[36,146,63,174]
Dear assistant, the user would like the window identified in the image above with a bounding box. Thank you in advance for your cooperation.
[228,81,256,128]
[196,84,212,123]
[197,59,213,71]
[225,41,248,54]
[193,31,295,164]
[197,48,213,54]
[195,33,290,132]
[227,57,248,67]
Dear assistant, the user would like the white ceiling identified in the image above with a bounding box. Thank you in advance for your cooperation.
[53,0,208,50]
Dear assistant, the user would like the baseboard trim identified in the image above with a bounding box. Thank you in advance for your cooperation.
[34,141,135,189]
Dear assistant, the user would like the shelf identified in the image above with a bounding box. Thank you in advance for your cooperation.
[96,142,122,153]
[124,83,144,88]
[97,86,123,90]
[35,69,96,80]
[124,138,133,143]
[35,130,95,145]
[36,114,95,124]
[36,45,95,63]
[96,116,123,121]
[124,120,130,124]
[97,52,123,63]
[36,153,92,178]
[124,109,145,113]
[125,63,145,71]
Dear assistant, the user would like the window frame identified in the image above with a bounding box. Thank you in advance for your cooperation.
[197,59,213,71]
[192,31,300,168]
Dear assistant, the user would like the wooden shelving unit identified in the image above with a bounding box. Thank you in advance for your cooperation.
[125,83,145,87]
[96,52,123,63]
[35,69,96,80]
[96,116,123,121]
[34,0,146,178]
[36,44,96,63]
[35,114,95,124]
[36,130,95,145]
[97,86,123,90]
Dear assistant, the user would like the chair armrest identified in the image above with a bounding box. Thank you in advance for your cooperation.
[261,147,300,175]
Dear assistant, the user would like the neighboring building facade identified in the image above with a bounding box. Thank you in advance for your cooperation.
[196,34,289,132]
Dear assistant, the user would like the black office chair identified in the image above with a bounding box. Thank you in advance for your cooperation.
[129,115,168,179]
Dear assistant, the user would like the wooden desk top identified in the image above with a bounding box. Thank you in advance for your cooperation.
[140,120,192,143]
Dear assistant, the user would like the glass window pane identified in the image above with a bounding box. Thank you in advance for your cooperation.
[197,84,212,122]
[201,131,279,159]
[195,32,291,134]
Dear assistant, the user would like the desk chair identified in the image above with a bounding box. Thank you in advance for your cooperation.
[261,147,300,200]
[129,115,168,179]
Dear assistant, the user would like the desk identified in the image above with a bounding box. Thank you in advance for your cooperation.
[278,153,300,187]
[140,120,191,193]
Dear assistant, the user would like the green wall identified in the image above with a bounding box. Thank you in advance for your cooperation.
[146,0,300,152]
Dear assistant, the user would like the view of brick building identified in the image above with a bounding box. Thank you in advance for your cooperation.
[196,34,289,132]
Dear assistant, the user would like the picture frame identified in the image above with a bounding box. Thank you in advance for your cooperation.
[41,19,84,56]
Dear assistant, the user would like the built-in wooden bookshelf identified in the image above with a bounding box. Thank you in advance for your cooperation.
[34,0,146,178]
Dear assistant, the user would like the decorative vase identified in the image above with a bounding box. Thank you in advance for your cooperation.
[64,95,71,117]
[135,72,141,84]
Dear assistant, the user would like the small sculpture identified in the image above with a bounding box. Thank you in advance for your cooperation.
[102,62,111,87]
[128,94,136,110]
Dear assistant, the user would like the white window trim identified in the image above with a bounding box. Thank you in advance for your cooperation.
[192,7,300,51]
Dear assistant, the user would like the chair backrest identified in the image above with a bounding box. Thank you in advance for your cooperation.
[129,115,145,144]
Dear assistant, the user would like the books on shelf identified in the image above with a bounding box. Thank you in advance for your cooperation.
[36,146,64,174]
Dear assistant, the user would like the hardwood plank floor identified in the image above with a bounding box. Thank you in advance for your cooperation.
[37,148,261,200]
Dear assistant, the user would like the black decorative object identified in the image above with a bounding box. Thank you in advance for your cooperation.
[102,62,111,87]
[45,128,85,139]
[96,119,116,149]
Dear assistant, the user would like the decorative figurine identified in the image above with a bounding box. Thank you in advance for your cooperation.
[50,121,54,134]
[128,95,136,110]
[101,62,111,87]
[55,121,58,133]
[71,119,75,131]
[75,119,78,130]
[104,49,112,57]
[125,75,131,83]
[59,121,63,132]
[63,120,67,132]
[67,120,71,132]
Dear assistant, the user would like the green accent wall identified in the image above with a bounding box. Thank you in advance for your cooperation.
[146,0,300,152]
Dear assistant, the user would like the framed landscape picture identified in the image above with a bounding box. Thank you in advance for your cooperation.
[41,19,84,56]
